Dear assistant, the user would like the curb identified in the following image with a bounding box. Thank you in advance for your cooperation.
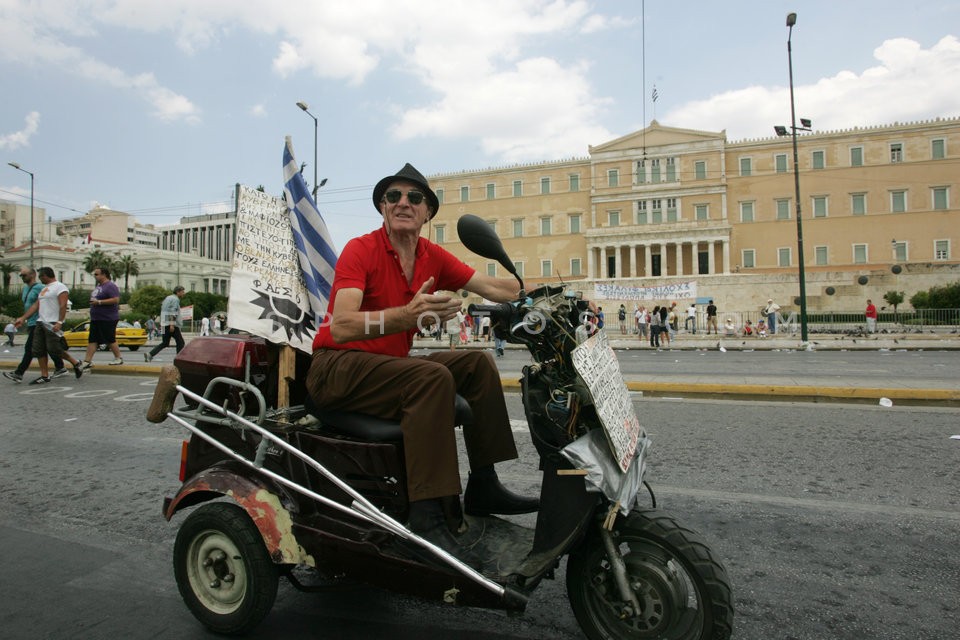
[24,363,957,406]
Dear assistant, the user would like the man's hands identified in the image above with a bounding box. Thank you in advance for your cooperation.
[403,277,460,328]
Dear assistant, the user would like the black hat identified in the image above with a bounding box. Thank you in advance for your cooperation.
[372,163,440,220]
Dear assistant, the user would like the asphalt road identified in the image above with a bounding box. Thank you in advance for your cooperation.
[0,374,958,639]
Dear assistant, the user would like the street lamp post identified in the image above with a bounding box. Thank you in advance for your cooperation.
[7,162,35,268]
[296,101,319,198]
[774,12,811,344]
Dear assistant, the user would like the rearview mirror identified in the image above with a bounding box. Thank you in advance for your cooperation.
[457,214,523,290]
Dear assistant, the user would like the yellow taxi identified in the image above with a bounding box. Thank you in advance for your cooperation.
[63,321,149,351]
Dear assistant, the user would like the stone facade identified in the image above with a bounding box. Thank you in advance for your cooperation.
[426,118,960,313]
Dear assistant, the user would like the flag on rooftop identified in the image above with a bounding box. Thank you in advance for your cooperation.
[652,86,659,103]
[282,136,338,327]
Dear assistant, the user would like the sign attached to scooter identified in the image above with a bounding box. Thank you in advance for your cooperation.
[571,331,642,472]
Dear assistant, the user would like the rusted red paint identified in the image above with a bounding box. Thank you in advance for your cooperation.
[165,468,313,566]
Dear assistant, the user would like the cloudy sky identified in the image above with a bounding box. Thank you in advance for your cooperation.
[2,0,959,250]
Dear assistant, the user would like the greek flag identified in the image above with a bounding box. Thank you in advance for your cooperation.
[652,86,659,103]
[282,136,338,325]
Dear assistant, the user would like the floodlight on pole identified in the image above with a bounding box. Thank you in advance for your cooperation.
[7,161,35,268]
[775,12,811,344]
[296,101,320,198]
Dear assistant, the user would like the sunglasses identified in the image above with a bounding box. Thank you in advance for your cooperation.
[384,189,425,205]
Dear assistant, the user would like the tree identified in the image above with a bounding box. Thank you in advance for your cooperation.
[910,281,960,310]
[114,254,140,293]
[129,285,171,318]
[883,290,905,323]
[0,262,18,294]
[82,249,113,274]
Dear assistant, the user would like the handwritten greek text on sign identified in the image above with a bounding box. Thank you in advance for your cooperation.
[571,331,642,472]
[228,186,315,353]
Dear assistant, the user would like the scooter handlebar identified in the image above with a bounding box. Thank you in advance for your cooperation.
[467,302,515,324]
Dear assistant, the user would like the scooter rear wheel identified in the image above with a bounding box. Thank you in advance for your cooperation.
[566,509,733,640]
[174,502,279,635]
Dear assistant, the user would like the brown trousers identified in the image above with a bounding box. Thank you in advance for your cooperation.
[306,349,519,501]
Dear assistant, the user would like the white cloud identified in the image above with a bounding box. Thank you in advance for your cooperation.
[663,36,960,140]
[249,104,268,118]
[0,111,41,150]
[0,1,201,124]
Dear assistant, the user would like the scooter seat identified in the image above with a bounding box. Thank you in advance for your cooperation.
[305,394,473,442]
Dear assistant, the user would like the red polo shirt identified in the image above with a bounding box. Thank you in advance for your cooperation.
[312,226,475,357]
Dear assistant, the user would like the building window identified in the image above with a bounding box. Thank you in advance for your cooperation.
[666,157,677,182]
[739,157,752,176]
[933,187,948,210]
[570,258,582,276]
[740,201,755,223]
[812,150,825,169]
[486,183,495,200]
[651,199,662,224]
[460,185,469,202]
[434,225,445,244]
[513,180,522,197]
[487,220,497,234]
[636,159,647,184]
[541,177,551,194]
[891,190,906,213]
[540,217,552,236]
[853,244,868,264]
[775,154,788,173]
[637,200,648,224]
[569,174,580,192]
[850,146,863,167]
[776,198,790,220]
[487,262,497,277]
[890,143,903,163]
[651,159,661,182]
[812,196,828,218]
[695,204,708,221]
[815,245,828,265]
[609,211,620,227]
[541,260,552,277]
[512,219,523,237]
[778,247,791,267]
[935,239,950,260]
[569,214,581,234]
[932,138,946,160]
[513,261,524,277]
[608,169,619,187]
[695,160,706,180]
[742,249,756,268]
[893,241,907,262]
[666,198,678,222]
[851,193,866,215]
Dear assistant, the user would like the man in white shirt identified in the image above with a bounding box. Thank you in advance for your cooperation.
[14,267,85,384]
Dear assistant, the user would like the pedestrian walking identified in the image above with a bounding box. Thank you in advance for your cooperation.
[145,316,156,340]
[685,303,697,334]
[3,268,66,383]
[636,306,648,340]
[865,299,878,333]
[145,286,186,362]
[706,299,718,334]
[79,266,124,370]
[4,322,15,347]
[618,304,627,334]
[200,315,210,336]
[12,267,84,384]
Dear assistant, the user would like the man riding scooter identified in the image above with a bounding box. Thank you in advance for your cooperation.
[305,163,538,565]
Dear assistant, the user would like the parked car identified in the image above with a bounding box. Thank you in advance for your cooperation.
[63,321,148,351]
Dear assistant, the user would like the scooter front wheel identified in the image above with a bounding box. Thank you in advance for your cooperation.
[174,502,279,635]
[566,509,733,640]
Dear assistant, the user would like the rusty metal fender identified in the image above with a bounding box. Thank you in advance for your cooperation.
[163,461,315,567]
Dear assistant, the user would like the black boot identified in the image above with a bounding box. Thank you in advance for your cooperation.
[407,496,484,566]
[463,467,539,516]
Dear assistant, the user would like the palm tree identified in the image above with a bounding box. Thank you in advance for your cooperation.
[114,254,140,293]
[82,249,112,274]
[0,262,18,294]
